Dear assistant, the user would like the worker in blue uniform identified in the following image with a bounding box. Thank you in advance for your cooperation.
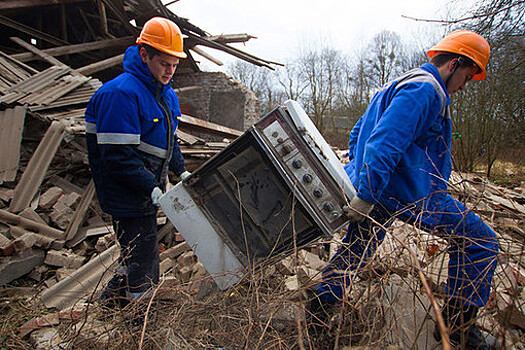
[312,30,499,349]
[85,17,191,312]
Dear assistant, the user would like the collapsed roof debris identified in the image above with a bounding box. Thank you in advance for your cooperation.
[0,1,524,349]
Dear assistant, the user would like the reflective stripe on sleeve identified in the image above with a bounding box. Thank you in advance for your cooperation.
[137,141,169,159]
[97,133,140,145]
[85,122,96,134]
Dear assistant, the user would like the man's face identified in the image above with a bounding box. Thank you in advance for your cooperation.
[140,48,180,85]
[446,62,479,95]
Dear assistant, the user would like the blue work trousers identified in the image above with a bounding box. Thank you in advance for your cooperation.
[112,214,159,296]
[317,194,499,307]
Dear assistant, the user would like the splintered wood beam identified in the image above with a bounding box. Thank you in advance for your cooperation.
[10,37,134,62]
[76,53,124,76]
[208,33,256,44]
[10,37,67,68]
[190,46,223,66]
[97,0,109,37]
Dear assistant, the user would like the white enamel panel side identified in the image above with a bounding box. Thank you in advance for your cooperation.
[159,183,244,290]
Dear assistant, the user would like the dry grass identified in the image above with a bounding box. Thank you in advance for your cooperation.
[1,174,525,349]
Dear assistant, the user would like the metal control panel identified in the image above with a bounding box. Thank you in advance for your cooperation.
[261,120,344,226]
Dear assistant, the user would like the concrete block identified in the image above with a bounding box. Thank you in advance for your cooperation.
[0,233,14,256]
[38,187,63,210]
[0,249,45,284]
[44,250,84,269]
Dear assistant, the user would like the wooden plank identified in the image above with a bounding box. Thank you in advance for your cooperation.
[11,35,133,62]
[0,15,68,46]
[10,37,67,68]
[179,114,242,139]
[190,46,223,66]
[76,53,124,76]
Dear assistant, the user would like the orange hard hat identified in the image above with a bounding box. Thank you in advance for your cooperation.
[427,30,490,80]
[136,17,187,59]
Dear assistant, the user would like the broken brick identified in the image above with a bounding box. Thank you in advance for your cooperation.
[0,249,45,284]
[57,192,81,209]
[49,202,74,230]
[44,250,84,269]
[177,250,196,267]
[0,233,14,256]
[20,313,60,337]
[159,241,190,261]
[160,257,176,275]
[13,232,38,252]
[38,187,63,210]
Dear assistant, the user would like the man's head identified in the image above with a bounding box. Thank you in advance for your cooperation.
[136,17,186,85]
[428,30,490,94]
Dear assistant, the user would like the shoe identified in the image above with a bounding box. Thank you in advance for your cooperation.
[434,299,500,349]
[306,292,337,337]
[99,274,129,310]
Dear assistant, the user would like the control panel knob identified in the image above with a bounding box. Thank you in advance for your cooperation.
[313,188,323,198]
[323,202,334,212]
[272,131,279,138]
[292,159,303,169]
[281,144,292,155]
[302,173,313,183]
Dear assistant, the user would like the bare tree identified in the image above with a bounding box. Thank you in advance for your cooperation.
[365,31,404,89]
[298,47,347,131]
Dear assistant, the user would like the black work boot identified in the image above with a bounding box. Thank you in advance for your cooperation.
[307,292,337,337]
[99,274,129,310]
[434,299,500,349]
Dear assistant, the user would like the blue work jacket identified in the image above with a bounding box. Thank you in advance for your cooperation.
[345,63,452,225]
[85,45,186,217]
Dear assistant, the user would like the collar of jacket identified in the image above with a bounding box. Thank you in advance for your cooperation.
[123,45,173,99]
[420,63,451,106]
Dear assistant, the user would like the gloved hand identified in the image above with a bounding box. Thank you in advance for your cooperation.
[151,186,163,207]
[343,196,374,223]
[179,171,191,180]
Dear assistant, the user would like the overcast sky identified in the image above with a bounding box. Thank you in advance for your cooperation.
[165,0,475,71]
